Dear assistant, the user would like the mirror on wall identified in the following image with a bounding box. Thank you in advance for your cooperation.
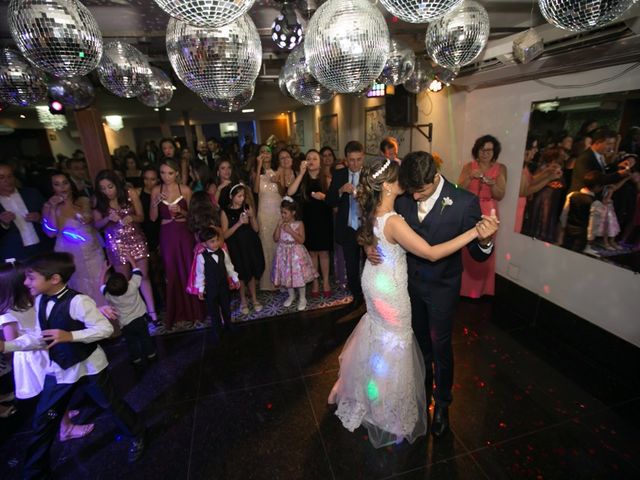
[516,90,640,273]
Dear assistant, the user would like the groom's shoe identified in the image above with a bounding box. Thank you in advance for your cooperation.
[431,406,450,438]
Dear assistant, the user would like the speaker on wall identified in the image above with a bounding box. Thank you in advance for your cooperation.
[385,85,416,127]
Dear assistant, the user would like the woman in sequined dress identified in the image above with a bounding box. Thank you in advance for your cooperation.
[93,169,157,322]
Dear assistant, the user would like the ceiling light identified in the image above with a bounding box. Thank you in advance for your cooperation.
[105,115,123,131]
[19,114,25,118]
[36,106,67,130]
[242,108,255,113]
[165,107,171,111]
[428,79,443,92]
[271,1,303,50]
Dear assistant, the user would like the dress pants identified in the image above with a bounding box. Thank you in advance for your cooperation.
[206,288,231,335]
[408,282,456,407]
[339,227,363,299]
[121,315,156,363]
[23,370,143,479]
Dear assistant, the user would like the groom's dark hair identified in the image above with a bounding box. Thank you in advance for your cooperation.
[399,151,438,193]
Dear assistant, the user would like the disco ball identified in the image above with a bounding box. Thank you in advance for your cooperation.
[153,0,256,28]
[9,0,103,78]
[97,41,151,98]
[403,57,434,94]
[278,67,292,98]
[539,0,637,32]
[48,76,95,110]
[201,85,255,112]
[271,13,303,50]
[377,39,416,86]
[284,44,335,106]
[378,0,464,23]
[166,15,262,99]
[0,48,47,107]
[138,67,174,108]
[425,0,490,69]
[305,0,390,93]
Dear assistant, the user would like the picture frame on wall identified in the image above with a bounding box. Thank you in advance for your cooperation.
[294,120,304,146]
[365,105,411,157]
[318,113,338,153]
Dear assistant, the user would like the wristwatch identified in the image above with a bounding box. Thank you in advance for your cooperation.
[479,240,493,249]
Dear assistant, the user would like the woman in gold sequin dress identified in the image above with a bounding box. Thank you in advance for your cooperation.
[93,170,158,322]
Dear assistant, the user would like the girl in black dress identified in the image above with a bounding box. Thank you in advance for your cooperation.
[221,184,265,315]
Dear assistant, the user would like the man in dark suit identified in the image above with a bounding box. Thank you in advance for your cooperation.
[0,162,52,261]
[369,151,496,438]
[570,127,634,192]
[326,140,365,304]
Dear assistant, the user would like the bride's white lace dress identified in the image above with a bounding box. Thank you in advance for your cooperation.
[328,212,427,447]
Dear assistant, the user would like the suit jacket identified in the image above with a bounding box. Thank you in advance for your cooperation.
[395,179,490,310]
[326,167,359,244]
[0,187,51,261]
[570,149,623,192]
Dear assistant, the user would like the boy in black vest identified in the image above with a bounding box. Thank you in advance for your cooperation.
[560,171,603,252]
[194,227,239,339]
[0,252,145,478]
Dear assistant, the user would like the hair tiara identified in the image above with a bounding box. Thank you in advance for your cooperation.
[371,159,391,179]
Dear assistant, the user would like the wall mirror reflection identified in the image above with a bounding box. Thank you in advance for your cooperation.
[516,90,640,273]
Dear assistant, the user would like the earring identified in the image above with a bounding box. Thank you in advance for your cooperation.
[385,189,391,196]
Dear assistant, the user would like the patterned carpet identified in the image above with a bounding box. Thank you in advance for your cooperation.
[148,285,354,336]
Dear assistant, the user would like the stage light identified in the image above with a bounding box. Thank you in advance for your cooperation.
[49,99,65,115]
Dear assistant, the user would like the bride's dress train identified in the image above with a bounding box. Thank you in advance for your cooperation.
[328,213,427,447]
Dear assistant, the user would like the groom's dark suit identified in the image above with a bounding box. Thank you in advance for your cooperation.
[396,178,491,407]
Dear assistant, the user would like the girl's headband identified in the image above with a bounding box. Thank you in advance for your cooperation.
[229,183,244,198]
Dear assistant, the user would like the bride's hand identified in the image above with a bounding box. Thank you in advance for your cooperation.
[364,244,383,265]
[477,209,499,240]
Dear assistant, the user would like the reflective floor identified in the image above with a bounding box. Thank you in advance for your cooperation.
[1,300,638,479]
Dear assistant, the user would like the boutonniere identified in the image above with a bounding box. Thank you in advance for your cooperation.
[440,196,453,214]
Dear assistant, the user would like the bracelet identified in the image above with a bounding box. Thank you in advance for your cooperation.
[480,240,493,248]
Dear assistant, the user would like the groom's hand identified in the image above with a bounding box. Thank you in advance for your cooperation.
[364,244,383,265]
[477,209,499,243]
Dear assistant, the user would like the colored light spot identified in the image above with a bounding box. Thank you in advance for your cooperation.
[505,252,511,261]
[374,272,394,295]
[372,298,399,326]
[369,354,389,377]
[42,218,58,234]
[61,229,86,242]
[367,379,379,401]
[266,403,272,410]
[499,421,507,428]
[78,51,85,58]
[543,285,551,294]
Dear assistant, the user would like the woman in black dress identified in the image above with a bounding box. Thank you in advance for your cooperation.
[288,149,333,297]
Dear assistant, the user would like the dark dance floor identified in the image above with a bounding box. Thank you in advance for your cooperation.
[1,300,639,479]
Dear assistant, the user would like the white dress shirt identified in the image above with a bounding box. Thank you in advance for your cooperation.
[0,190,40,246]
[100,269,147,327]
[4,288,113,384]
[195,248,239,293]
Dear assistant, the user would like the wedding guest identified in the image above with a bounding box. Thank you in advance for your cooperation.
[150,159,204,329]
[288,150,333,296]
[138,166,163,314]
[124,153,143,189]
[253,144,282,291]
[214,158,240,211]
[160,138,178,162]
[93,170,157,323]
[380,136,400,163]
[66,157,93,197]
[273,148,297,197]
[42,172,105,303]
[458,135,507,298]
[0,162,51,262]
[560,171,603,252]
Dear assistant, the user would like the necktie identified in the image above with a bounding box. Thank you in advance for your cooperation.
[38,294,54,329]
[417,200,429,222]
[348,172,359,230]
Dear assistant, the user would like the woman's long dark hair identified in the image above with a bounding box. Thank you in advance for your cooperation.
[187,191,220,233]
[356,158,399,247]
[94,169,129,214]
[0,262,32,315]
[50,170,80,202]
[299,149,329,201]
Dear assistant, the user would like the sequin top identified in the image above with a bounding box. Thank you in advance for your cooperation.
[103,200,148,265]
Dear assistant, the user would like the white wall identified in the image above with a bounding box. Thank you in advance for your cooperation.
[103,124,136,155]
[47,128,82,158]
[440,64,640,347]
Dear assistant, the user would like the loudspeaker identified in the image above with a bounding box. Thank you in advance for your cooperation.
[385,85,416,127]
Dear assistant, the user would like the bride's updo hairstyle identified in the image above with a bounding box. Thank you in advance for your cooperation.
[357,158,399,247]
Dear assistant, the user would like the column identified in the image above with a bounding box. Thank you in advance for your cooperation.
[73,107,111,179]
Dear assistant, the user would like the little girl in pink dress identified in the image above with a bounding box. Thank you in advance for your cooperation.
[271,197,317,311]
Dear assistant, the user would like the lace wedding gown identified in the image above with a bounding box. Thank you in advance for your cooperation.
[328,213,428,447]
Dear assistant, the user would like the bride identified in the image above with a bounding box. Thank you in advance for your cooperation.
[328,157,498,447]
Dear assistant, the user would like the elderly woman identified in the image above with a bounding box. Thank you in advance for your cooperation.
[458,134,507,298]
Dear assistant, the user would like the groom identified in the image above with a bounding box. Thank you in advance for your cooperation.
[369,151,496,437]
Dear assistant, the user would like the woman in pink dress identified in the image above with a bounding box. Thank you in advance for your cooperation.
[150,159,204,330]
[93,170,157,321]
[458,135,507,298]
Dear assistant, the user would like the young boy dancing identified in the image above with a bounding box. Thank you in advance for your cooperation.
[0,252,145,479]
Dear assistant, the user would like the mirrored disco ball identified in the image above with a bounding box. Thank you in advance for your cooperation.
[403,57,433,94]
[201,85,255,112]
[305,0,390,93]
[284,44,334,106]
[9,0,103,78]
[271,14,303,50]
[166,15,262,99]
[378,39,416,86]
[138,67,174,108]
[97,41,151,98]
[48,76,95,110]
[278,67,292,98]
[539,0,637,32]
[425,0,490,69]
[379,0,464,23]
[154,0,256,28]
[0,48,47,106]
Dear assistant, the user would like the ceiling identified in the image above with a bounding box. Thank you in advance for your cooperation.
[0,0,639,128]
